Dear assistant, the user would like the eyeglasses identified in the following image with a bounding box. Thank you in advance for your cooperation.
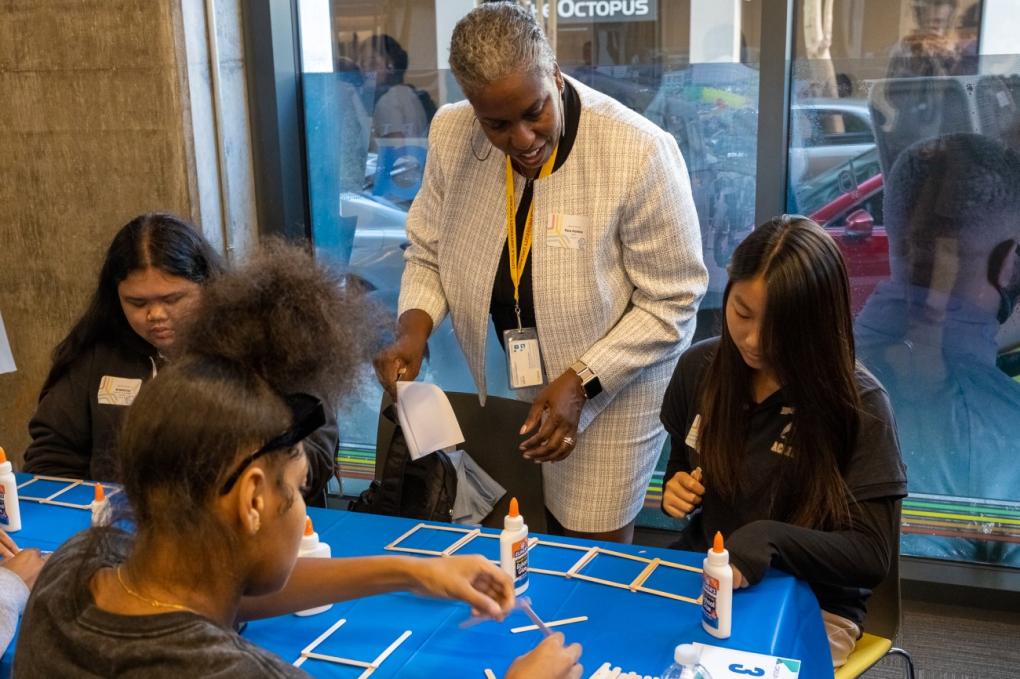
[219,393,326,495]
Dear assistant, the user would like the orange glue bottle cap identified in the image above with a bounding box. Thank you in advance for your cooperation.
[509,497,520,518]
[0,447,7,464]
[712,531,725,553]
[94,484,105,502]
[304,516,314,536]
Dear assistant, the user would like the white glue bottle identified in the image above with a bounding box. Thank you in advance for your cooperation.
[500,497,529,595]
[295,516,333,616]
[701,531,732,638]
[90,484,111,527]
[0,447,21,533]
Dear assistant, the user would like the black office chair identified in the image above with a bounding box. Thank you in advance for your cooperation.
[835,504,915,679]
[374,390,546,532]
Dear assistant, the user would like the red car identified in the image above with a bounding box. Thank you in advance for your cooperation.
[800,148,888,313]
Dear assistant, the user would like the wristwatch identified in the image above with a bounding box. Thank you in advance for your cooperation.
[570,360,603,400]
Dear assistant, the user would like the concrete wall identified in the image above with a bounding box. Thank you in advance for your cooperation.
[0,0,255,465]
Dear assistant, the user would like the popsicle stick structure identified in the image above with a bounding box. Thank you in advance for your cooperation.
[16,476,121,509]
[293,617,412,678]
[384,522,703,605]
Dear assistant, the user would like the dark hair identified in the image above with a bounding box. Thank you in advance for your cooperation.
[698,216,858,530]
[884,133,1020,287]
[365,34,409,86]
[180,239,380,402]
[42,213,223,395]
[114,241,379,545]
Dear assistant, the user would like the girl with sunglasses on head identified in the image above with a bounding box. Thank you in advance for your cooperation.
[659,216,907,668]
[14,243,581,679]
[24,214,341,504]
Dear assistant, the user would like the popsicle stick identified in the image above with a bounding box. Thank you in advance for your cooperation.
[533,539,590,552]
[293,617,348,667]
[636,585,702,605]
[44,499,94,510]
[484,670,498,679]
[30,474,77,483]
[15,478,40,490]
[595,547,652,564]
[442,529,481,555]
[300,651,373,668]
[529,567,568,576]
[44,480,81,501]
[368,629,412,668]
[565,546,599,578]
[654,558,702,574]
[629,558,660,591]
[510,615,588,633]
[384,523,424,551]
[572,573,631,590]
[387,546,445,556]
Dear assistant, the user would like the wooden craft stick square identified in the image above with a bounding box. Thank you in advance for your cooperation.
[384,522,472,556]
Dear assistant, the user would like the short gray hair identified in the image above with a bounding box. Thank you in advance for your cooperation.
[449,3,556,97]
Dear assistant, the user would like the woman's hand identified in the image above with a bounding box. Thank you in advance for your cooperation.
[373,310,433,399]
[662,467,705,519]
[0,531,19,559]
[519,370,586,462]
[1,548,47,590]
[408,555,515,620]
[505,633,583,679]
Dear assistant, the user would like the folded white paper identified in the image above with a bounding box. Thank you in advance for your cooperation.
[395,382,465,460]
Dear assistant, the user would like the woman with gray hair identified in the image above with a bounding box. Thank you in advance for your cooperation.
[375,3,706,546]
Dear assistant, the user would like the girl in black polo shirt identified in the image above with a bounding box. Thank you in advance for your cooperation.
[660,216,907,668]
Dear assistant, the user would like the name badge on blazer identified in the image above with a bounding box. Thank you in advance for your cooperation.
[97,376,142,406]
[547,213,589,250]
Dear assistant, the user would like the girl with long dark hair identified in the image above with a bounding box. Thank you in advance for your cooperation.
[660,216,907,668]
[14,244,580,679]
[24,213,222,481]
[22,214,339,503]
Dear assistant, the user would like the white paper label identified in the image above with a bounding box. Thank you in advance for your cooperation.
[546,213,589,250]
[97,376,142,406]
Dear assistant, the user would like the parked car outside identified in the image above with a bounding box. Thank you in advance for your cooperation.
[790,98,876,183]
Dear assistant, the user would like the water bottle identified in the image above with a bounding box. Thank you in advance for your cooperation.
[661,644,712,679]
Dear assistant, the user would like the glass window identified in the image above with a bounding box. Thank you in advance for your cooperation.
[297,0,762,528]
[789,0,1020,568]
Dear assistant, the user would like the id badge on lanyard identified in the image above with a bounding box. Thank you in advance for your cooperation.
[504,326,545,389]
[503,148,557,390]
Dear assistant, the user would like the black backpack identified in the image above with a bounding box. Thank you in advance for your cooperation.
[350,405,457,522]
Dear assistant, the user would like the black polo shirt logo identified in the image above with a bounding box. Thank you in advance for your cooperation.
[770,407,795,457]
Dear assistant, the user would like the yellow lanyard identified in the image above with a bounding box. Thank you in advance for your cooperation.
[504,146,558,328]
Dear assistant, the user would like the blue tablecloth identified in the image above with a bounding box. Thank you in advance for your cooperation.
[2,474,833,678]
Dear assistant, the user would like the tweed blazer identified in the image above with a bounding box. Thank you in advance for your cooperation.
[398,78,708,530]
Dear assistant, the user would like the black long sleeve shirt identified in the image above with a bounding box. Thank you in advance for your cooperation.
[660,338,908,625]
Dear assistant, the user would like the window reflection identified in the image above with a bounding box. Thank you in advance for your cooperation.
[790,0,1020,568]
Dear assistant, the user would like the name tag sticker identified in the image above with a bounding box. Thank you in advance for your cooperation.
[547,213,589,250]
[97,376,142,406]
[503,327,546,389]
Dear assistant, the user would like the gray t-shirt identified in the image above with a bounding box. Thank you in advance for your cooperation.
[13,530,308,678]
